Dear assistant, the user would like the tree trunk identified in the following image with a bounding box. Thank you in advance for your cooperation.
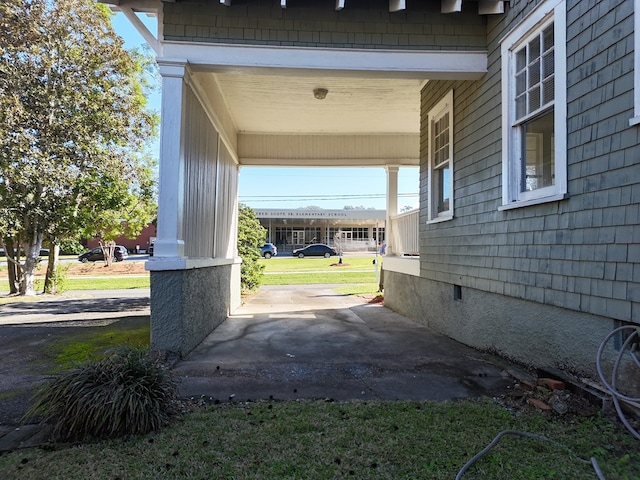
[20,233,44,296]
[44,244,60,294]
[3,239,20,294]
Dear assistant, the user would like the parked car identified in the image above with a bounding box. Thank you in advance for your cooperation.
[293,243,338,258]
[78,246,128,263]
[260,243,277,259]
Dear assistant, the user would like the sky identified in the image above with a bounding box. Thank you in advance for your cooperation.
[111,13,420,211]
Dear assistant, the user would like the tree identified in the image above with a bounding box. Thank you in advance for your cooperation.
[237,204,266,292]
[0,0,158,295]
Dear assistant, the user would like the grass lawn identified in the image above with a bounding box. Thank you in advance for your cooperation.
[0,399,638,479]
[62,276,150,290]
[260,256,380,285]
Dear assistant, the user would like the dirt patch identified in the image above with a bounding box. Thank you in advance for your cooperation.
[36,261,148,276]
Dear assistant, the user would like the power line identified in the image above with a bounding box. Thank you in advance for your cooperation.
[239,193,418,200]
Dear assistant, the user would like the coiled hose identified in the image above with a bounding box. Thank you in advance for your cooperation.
[595,325,640,441]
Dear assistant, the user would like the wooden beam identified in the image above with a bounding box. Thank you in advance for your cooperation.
[478,1,504,14]
[120,5,160,54]
[335,0,345,11]
[441,0,462,13]
[389,0,406,12]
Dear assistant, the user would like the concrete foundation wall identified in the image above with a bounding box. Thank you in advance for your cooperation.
[384,270,615,380]
[150,264,232,357]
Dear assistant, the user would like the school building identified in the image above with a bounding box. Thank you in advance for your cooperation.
[256,208,385,254]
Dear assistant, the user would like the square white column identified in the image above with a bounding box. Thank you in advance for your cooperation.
[154,60,188,259]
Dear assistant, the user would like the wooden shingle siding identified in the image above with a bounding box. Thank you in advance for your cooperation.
[162,0,487,50]
[419,0,639,324]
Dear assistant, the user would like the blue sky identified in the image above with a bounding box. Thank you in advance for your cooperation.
[111,13,419,211]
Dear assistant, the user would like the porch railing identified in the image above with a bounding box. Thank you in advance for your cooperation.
[389,209,419,256]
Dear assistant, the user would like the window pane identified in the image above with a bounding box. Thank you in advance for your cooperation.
[542,50,554,80]
[529,59,541,86]
[516,93,526,119]
[516,71,526,95]
[543,25,554,52]
[521,111,555,192]
[530,35,540,59]
[436,165,450,213]
[516,48,527,71]
[543,77,554,104]
[528,85,541,111]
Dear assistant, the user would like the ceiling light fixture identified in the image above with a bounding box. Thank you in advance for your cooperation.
[313,88,328,100]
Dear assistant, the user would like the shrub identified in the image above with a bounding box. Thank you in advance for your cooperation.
[27,347,178,441]
[237,204,266,291]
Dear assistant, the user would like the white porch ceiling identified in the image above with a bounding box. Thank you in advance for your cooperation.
[207,70,423,135]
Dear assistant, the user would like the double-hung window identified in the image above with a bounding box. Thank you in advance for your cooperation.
[427,90,454,222]
[501,0,567,208]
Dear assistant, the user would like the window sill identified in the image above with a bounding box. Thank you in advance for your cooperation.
[427,215,453,224]
[629,116,640,127]
[498,193,568,211]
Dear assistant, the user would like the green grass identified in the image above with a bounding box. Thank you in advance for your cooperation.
[1,399,638,479]
[44,317,151,369]
[63,276,150,290]
[261,256,379,272]
[260,256,380,285]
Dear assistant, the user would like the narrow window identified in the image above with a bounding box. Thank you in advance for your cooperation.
[428,90,454,222]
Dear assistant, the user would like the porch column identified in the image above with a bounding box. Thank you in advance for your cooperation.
[385,166,399,255]
[154,60,188,259]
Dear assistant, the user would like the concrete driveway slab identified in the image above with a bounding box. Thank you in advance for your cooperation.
[175,285,514,403]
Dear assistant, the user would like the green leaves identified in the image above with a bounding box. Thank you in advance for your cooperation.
[0,0,158,293]
[237,204,266,291]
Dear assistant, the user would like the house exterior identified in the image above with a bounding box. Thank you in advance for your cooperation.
[106,0,639,391]
[384,0,640,389]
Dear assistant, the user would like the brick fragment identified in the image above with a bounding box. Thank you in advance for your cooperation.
[537,378,565,390]
[527,398,551,410]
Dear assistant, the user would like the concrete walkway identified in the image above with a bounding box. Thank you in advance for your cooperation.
[0,285,518,451]
[175,285,514,403]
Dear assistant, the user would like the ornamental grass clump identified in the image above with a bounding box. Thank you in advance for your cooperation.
[27,347,178,441]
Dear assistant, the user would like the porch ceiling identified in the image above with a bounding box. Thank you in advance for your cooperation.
[191,67,425,167]
[209,70,422,135]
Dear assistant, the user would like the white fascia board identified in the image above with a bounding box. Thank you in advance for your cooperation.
[99,0,162,10]
[160,43,487,80]
[478,1,505,15]
[389,0,406,12]
[441,0,462,13]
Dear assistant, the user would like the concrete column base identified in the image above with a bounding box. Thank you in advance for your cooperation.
[150,264,232,357]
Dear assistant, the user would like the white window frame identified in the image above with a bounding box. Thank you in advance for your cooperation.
[500,0,567,210]
[427,90,454,223]
[632,0,640,126]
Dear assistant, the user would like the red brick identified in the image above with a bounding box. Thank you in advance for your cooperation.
[537,378,565,390]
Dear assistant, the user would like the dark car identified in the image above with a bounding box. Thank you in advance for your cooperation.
[78,246,128,263]
[293,243,338,258]
[260,243,277,259]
